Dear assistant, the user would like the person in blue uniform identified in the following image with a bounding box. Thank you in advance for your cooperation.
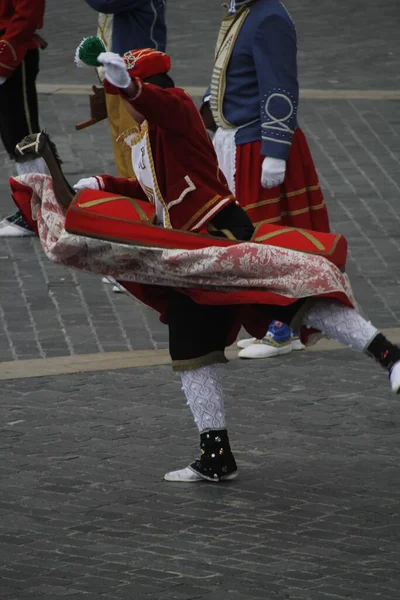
[201,0,330,359]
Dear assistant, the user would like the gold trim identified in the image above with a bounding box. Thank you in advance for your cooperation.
[254,228,343,258]
[310,200,326,211]
[0,61,13,71]
[254,216,283,226]
[245,195,281,212]
[181,194,224,231]
[126,198,152,221]
[210,7,250,128]
[116,123,141,146]
[143,123,172,228]
[117,121,171,227]
[255,228,326,251]
[244,185,321,213]
[172,351,228,372]
[285,184,320,198]
[207,223,237,240]
[0,39,17,61]
[77,194,152,222]
[220,229,237,240]
[253,200,326,226]
[78,195,131,208]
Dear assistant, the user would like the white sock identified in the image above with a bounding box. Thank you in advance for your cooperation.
[302,299,378,352]
[16,157,48,176]
[181,364,226,433]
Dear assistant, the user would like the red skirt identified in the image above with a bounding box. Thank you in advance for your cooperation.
[235,129,331,233]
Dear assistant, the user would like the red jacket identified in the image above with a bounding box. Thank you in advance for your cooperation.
[0,0,45,78]
[98,81,234,232]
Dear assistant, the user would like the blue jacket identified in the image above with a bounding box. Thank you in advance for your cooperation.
[214,0,298,160]
[85,0,167,54]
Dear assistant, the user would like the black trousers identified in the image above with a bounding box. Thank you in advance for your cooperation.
[0,49,40,160]
[166,203,306,371]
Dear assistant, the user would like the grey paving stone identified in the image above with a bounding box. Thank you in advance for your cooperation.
[1,352,400,597]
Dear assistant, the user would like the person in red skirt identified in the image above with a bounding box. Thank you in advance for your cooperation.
[201,0,330,359]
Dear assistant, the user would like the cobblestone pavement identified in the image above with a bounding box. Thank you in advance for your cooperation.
[1,2,400,598]
[40,0,400,89]
[1,352,400,600]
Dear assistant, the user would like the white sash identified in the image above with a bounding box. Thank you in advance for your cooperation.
[123,123,171,228]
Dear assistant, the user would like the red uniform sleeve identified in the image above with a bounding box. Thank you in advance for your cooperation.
[123,80,196,135]
[98,174,149,202]
[0,0,45,77]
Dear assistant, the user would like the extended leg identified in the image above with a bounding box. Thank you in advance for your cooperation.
[302,299,400,392]
[165,364,237,482]
[164,290,238,483]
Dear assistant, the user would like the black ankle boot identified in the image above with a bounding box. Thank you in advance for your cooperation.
[190,429,238,482]
[366,333,400,371]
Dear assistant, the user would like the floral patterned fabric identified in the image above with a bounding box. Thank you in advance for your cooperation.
[12,174,356,323]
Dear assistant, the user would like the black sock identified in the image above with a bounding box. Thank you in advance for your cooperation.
[365,333,400,371]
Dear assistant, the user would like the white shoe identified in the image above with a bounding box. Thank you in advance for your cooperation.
[164,467,204,482]
[291,336,305,351]
[238,334,305,352]
[112,284,126,293]
[0,217,35,237]
[238,339,292,359]
[390,361,400,393]
[164,466,238,483]
[237,337,256,349]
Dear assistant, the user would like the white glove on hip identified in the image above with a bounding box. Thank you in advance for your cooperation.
[73,177,100,191]
[0,76,6,86]
[97,51,130,89]
[261,157,286,189]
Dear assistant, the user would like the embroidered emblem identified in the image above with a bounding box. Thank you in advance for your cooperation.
[261,90,297,146]
[124,50,137,70]
[138,147,146,170]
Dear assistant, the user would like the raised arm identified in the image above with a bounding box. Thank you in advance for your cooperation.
[123,81,196,135]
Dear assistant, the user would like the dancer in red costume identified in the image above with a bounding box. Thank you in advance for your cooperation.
[10,46,400,483]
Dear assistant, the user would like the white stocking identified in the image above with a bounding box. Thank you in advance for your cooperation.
[302,299,378,352]
[181,365,226,433]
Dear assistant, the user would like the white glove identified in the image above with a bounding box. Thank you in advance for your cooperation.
[261,157,286,189]
[73,177,100,191]
[97,51,130,89]
[0,76,6,86]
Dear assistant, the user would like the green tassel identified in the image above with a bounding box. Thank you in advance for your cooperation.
[75,37,106,68]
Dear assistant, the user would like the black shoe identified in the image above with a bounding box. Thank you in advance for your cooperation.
[190,429,238,482]
[0,210,34,237]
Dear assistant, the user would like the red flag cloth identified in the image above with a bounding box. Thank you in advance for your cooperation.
[64,188,346,268]
[10,175,354,346]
